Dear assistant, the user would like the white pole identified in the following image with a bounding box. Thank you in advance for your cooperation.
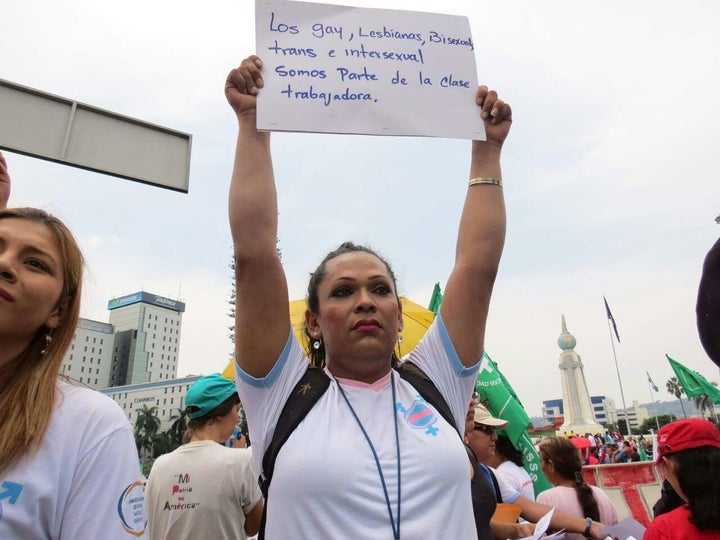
[647,380,660,431]
[608,318,631,437]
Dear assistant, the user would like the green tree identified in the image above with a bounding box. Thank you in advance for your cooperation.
[134,405,161,466]
[666,377,687,419]
[152,431,175,458]
[167,408,188,447]
[638,414,677,434]
[692,381,719,420]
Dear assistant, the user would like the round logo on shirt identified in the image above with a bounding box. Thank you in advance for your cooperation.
[117,481,147,537]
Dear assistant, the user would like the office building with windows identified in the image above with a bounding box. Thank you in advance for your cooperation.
[60,291,185,390]
[542,395,616,429]
[107,292,185,387]
[60,318,114,390]
[101,376,201,430]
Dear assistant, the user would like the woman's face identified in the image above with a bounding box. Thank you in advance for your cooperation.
[306,251,402,381]
[660,457,687,502]
[466,424,498,463]
[0,218,63,350]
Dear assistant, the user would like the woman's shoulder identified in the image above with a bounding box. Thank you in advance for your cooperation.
[644,505,692,537]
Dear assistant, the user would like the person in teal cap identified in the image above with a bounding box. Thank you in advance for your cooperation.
[145,374,263,540]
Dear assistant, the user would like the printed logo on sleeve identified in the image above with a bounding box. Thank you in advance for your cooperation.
[117,481,146,537]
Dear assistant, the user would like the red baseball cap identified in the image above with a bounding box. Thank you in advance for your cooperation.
[655,418,720,463]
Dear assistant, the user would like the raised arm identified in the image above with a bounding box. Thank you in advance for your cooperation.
[226,56,290,377]
[0,151,10,208]
[441,87,511,366]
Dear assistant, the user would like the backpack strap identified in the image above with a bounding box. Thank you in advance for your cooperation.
[479,463,503,503]
[396,361,459,435]
[257,362,457,538]
[258,367,330,539]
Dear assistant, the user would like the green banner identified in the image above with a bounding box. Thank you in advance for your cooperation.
[667,355,720,404]
[475,352,552,495]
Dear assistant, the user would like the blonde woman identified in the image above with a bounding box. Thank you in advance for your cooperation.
[0,152,146,539]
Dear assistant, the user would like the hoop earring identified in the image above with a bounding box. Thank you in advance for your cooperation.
[41,330,53,355]
[313,337,322,350]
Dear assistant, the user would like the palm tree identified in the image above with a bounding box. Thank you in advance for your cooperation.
[134,405,161,466]
[693,382,719,421]
[666,377,687,419]
[168,408,188,447]
[152,431,175,458]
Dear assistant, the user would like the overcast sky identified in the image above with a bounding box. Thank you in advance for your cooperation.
[3,0,719,416]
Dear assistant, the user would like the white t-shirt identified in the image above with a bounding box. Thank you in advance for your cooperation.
[146,441,261,540]
[0,381,147,539]
[236,313,480,539]
[496,461,535,501]
[537,485,619,540]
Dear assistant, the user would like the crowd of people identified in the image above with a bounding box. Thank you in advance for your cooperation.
[1,48,719,540]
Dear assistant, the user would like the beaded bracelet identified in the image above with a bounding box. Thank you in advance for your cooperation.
[468,177,503,188]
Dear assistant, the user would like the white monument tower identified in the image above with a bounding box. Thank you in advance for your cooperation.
[557,315,603,435]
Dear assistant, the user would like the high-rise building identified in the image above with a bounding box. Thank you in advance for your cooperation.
[108,292,185,387]
[60,291,185,390]
[60,318,114,390]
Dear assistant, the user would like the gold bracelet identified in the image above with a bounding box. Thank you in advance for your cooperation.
[469,177,503,188]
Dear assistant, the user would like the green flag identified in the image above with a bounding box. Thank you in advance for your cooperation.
[666,355,720,404]
[475,352,552,495]
[428,282,443,315]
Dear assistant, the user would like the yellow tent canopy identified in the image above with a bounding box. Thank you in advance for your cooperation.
[222,297,435,379]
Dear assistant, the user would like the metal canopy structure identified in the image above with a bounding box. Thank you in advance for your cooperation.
[0,78,192,192]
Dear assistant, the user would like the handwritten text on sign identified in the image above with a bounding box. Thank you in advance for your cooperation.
[255,0,485,139]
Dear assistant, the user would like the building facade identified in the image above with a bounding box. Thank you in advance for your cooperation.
[608,399,650,432]
[542,395,616,430]
[107,292,185,387]
[101,376,201,430]
[60,291,185,390]
[60,318,114,390]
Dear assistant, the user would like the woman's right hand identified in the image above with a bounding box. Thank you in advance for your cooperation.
[225,55,265,118]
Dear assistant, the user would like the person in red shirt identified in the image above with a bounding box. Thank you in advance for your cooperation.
[643,418,720,540]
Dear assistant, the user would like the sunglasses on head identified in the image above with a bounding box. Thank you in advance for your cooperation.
[473,424,495,435]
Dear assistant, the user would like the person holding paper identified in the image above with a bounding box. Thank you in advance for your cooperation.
[467,405,606,538]
[536,437,618,540]
[226,53,508,539]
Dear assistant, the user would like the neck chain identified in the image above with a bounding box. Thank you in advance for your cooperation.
[336,372,401,539]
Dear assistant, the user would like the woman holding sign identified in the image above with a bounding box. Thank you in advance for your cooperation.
[226,54,518,539]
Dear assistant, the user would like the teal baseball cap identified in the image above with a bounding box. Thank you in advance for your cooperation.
[185,373,238,419]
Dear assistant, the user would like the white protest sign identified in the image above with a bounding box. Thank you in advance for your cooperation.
[255,0,485,139]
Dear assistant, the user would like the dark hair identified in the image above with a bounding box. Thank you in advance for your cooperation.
[539,437,600,522]
[182,393,240,443]
[305,241,401,368]
[667,446,720,530]
[496,434,524,467]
